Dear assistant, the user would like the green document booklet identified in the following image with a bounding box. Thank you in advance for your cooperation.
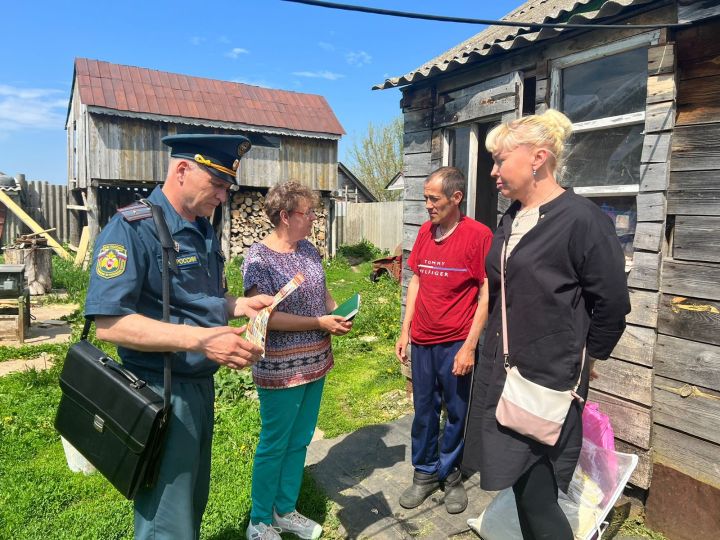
[332,293,361,320]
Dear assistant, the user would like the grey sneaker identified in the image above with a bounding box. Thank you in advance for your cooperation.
[246,521,282,540]
[272,509,322,539]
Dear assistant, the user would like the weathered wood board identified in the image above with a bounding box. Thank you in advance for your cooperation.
[662,260,720,301]
[634,222,663,252]
[627,251,661,291]
[673,215,720,263]
[654,375,720,446]
[615,439,652,489]
[588,390,651,450]
[653,424,720,489]
[655,334,720,392]
[591,357,653,406]
[627,289,660,328]
[657,294,720,347]
[671,123,720,171]
[611,324,656,367]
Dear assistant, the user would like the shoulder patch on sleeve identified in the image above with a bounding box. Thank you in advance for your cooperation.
[97,244,128,279]
[117,202,153,222]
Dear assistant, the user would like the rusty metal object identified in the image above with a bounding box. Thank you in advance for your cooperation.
[646,463,720,540]
[370,255,402,283]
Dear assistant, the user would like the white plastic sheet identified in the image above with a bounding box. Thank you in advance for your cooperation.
[467,438,638,540]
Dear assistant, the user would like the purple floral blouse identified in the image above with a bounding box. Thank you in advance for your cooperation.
[242,239,333,388]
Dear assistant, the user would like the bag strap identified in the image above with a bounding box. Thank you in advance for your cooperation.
[500,240,585,396]
[142,199,176,422]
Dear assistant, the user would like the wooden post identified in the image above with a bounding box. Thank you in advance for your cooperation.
[85,185,100,241]
[17,294,25,343]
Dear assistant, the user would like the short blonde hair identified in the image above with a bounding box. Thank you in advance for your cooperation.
[264,181,318,226]
[485,109,573,173]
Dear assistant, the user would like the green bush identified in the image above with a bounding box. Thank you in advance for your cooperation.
[336,240,386,263]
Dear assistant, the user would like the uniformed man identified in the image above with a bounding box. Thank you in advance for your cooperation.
[85,134,273,539]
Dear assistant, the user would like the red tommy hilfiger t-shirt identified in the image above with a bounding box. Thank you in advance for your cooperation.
[408,216,492,345]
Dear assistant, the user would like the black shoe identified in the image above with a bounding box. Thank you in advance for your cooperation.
[443,469,468,514]
[399,471,440,509]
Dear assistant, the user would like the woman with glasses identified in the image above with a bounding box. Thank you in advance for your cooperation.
[242,181,352,540]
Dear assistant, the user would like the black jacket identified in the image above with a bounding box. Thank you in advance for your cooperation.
[462,188,630,492]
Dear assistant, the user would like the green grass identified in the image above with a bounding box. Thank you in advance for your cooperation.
[0,246,407,539]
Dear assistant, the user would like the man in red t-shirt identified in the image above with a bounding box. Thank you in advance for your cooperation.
[395,166,492,514]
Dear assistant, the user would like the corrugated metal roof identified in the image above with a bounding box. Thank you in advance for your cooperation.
[375,0,658,89]
[74,58,345,136]
[0,174,21,192]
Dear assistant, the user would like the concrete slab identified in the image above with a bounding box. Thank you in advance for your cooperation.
[306,414,494,539]
[306,414,643,539]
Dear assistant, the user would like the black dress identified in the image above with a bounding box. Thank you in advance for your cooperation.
[461,188,630,492]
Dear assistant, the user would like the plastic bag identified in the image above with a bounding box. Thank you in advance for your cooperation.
[582,401,617,504]
[582,401,615,452]
[61,436,97,475]
[467,439,638,540]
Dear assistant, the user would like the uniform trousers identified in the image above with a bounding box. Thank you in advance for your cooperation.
[410,341,473,480]
[250,377,325,524]
[134,377,215,540]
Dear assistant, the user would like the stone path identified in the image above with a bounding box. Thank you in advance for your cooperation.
[307,414,645,540]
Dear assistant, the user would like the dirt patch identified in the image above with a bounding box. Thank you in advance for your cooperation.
[0,302,79,346]
[0,354,54,376]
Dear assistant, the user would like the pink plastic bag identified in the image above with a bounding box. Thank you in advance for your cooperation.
[581,401,617,505]
[582,401,615,452]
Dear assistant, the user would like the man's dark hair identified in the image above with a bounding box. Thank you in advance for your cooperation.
[425,166,466,201]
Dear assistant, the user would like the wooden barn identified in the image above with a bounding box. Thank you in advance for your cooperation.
[377,1,720,537]
[66,58,344,254]
[336,162,378,202]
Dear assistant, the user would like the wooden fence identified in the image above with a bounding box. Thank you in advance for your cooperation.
[1,178,70,247]
[330,201,403,255]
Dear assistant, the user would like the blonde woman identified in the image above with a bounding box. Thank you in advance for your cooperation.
[461,110,630,539]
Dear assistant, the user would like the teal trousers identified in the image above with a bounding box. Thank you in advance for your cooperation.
[250,377,325,524]
[134,377,215,540]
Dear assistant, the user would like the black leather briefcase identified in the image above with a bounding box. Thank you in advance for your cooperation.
[55,337,167,499]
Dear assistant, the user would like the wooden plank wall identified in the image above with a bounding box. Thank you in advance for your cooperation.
[333,201,403,253]
[83,114,337,191]
[654,18,720,490]
[1,180,70,246]
[585,38,679,490]
[399,86,435,378]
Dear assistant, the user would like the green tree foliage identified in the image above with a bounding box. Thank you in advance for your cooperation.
[347,117,403,201]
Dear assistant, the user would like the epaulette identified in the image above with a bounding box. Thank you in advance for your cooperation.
[117,201,153,222]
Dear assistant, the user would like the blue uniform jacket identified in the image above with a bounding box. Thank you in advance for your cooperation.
[85,186,228,380]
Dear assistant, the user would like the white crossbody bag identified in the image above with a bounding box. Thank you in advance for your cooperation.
[495,241,585,446]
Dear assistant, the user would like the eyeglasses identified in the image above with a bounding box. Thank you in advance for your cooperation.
[292,209,317,219]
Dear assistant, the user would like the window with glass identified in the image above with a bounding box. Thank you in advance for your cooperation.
[551,34,656,266]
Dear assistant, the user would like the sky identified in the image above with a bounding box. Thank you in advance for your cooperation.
[0,0,519,184]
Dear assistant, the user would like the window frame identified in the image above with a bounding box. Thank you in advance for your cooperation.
[549,31,659,198]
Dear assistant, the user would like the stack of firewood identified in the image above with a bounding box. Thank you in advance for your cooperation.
[5,231,51,249]
[229,190,328,259]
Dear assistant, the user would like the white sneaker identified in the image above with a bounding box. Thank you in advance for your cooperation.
[246,521,282,540]
[272,509,322,539]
